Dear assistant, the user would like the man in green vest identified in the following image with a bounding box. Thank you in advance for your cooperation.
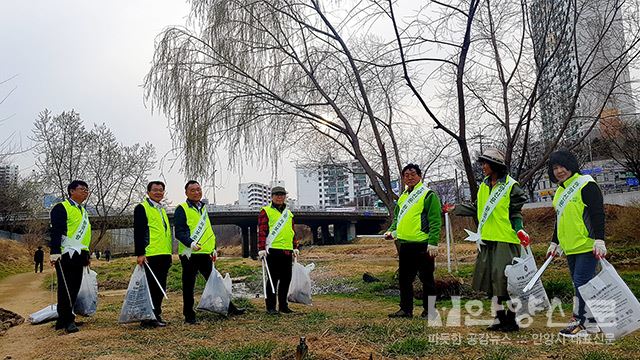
[133,181,172,327]
[257,186,299,314]
[49,180,92,333]
[385,164,442,318]
[175,180,245,324]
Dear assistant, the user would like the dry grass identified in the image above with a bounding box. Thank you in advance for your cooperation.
[0,238,32,280]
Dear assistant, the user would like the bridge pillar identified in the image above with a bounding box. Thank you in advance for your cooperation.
[348,221,357,241]
[241,226,249,258]
[334,223,349,244]
[249,224,258,260]
[321,224,331,245]
[310,224,319,245]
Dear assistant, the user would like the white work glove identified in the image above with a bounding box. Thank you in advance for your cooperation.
[546,243,559,258]
[293,249,300,258]
[258,250,267,260]
[593,239,607,259]
[190,241,201,251]
[49,254,61,264]
[211,250,218,262]
[384,231,397,240]
[427,245,439,257]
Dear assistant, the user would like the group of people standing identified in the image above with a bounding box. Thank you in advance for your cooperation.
[48,180,298,333]
[385,148,607,339]
[46,147,607,339]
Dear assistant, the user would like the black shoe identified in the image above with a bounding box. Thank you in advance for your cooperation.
[229,307,246,316]
[266,309,279,315]
[65,322,79,333]
[500,311,519,332]
[155,316,167,327]
[279,307,293,314]
[141,320,159,328]
[388,309,412,318]
[54,321,65,330]
[487,310,506,331]
[184,318,198,325]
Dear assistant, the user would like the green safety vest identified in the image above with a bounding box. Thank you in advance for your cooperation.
[552,173,596,255]
[60,200,91,252]
[141,199,172,256]
[262,204,295,250]
[177,202,216,255]
[476,176,519,244]
[396,182,431,242]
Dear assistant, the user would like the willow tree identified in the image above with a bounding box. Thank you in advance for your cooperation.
[144,0,435,213]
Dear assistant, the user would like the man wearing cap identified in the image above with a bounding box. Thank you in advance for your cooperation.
[257,186,299,315]
[447,148,529,332]
[49,180,92,334]
[175,180,245,324]
[384,164,442,319]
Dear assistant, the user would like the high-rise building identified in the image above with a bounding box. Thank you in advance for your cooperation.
[530,0,636,144]
[0,164,18,186]
[296,160,370,208]
[238,181,287,208]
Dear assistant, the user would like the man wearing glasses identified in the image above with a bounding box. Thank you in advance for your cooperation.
[49,180,92,333]
[133,181,172,327]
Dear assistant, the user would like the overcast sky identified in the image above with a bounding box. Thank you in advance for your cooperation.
[0,0,297,204]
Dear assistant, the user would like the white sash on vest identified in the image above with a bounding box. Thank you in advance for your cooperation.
[181,206,210,257]
[555,175,594,222]
[397,185,429,224]
[266,209,291,252]
[465,176,516,250]
[62,206,89,256]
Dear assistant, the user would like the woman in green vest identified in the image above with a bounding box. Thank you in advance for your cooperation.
[449,148,528,332]
[546,150,606,338]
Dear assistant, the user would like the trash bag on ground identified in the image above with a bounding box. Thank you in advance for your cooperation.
[74,266,98,316]
[504,246,550,316]
[197,266,230,315]
[29,304,58,324]
[288,260,315,305]
[579,259,640,339]
[118,265,156,324]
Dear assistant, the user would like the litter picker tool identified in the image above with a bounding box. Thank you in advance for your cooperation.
[523,247,563,293]
[261,257,275,298]
[144,260,168,299]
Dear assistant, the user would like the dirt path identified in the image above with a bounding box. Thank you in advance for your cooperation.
[0,269,55,359]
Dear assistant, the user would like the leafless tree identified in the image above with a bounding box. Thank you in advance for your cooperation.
[593,119,640,181]
[32,111,156,248]
[387,0,640,197]
[144,0,445,214]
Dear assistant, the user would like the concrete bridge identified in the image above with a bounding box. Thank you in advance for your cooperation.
[0,207,389,258]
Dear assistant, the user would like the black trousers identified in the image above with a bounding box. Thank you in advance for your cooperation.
[55,251,89,326]
[144,254,172,318]
[398,242,435,314]
[265,249,293,311]
[35,261,43,273]
[180,253,238,320]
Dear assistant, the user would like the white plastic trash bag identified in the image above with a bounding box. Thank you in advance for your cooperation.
[504,247,550,316]
[74,266,98,316]
[197,266,230,315]
[29,304,58,324]
[118,265,156,324]
[288,259,315,305]
[223,272,232,296]
[579,259,640,339]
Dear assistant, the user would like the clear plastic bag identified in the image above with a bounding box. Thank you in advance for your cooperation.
[223,272,232,296]
[118,265,156,324]
[504,246,550,316]
[74,266,98,316]
[197,266,230,315]
[579,259,640,339]
[29,304,58,324]
[288,260,315,305]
